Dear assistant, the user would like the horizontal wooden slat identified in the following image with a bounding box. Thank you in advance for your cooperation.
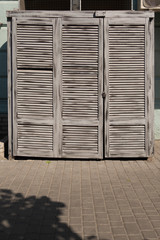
[62,25,99,119]
[17,70,53,118]
[109,25,145,118]
[109,125,145,155]
[17,24,53,68]
[62,126,98,153]
[18,124,53,151]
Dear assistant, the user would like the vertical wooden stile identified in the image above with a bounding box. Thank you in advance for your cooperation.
[98,18,103,159]
[104,18,110,158]
[12,17,18,156]
[53,18,62,157]
[146,17,154,156]
[7,18,12,159]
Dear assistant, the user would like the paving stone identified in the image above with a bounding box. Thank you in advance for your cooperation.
[137,218,153,230]
[124,223,140,235]
[69,224,82,234]
[11,224,27,235]
[9,235,25,240]
[38,234,53,240]
[83,214,95,222]
[112,227,126,235]
[151,220,160,228]
[155,228,160,237]
[70,207,82,217]
[98,232,113,240]
[26,224,41,234]
[83,221,96,227]
[128,235,143,240]
[110,221,123,227]
[83,226,97,236]
[94,206,106,213]
[122,216,136,223]
[148,215,160,221]
[109,214,122,222]
[97,224,111,233]
[114,235,128,240]
[96,217,109,225]
[70,200,81,208]
[69,217,82,225]
[24,233,39,240]
[82,208,94,215]
[142,230,157,239]
[84,236,98,240]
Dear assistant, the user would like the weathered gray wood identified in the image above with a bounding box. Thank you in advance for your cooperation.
[6,10,154,18]
[8,12,154,159]
[17,117,55,125]
[16,18,55,25]
[61,17,103,158]
[95,11,154,18]
[98,18,103,159]
[53,18,62,157]
[17,150,53,158]
[146,17,154,156]
[109,119,146,125]
[71,0,81,10]
[7,18,12,159]
[16,23,53,68]
[104,18,109,158]
[12,17,18,156]
[13,18,56,158]
[108,18,146,25]
[63,18,99,25]
[106,17,148,158]
[19,0,25,10]
[7,11,95,18]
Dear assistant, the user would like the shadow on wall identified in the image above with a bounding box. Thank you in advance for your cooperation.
[0,41,8,139]
[0,41,8,114]
[0,41,7,103]
[0,189,151,240]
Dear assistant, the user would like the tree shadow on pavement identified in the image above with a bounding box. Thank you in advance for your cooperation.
[0,189,150,240]
[0,189,111,240]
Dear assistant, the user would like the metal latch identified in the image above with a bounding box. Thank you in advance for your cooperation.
[102,92,106,98]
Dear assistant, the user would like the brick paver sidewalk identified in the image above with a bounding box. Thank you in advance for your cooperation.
[0,141,160,240]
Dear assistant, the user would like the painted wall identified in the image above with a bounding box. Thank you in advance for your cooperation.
[0,0,18,114]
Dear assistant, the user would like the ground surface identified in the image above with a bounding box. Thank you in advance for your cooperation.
[0,141,160,240]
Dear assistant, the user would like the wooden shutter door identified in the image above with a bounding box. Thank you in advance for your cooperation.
[104,17,154,158]
[12,18,61,157]
[61,18,103,158]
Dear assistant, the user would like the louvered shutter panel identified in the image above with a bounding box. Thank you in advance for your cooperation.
[12,18,61,157]
[61,18,103,158]
[105,18,150,157]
